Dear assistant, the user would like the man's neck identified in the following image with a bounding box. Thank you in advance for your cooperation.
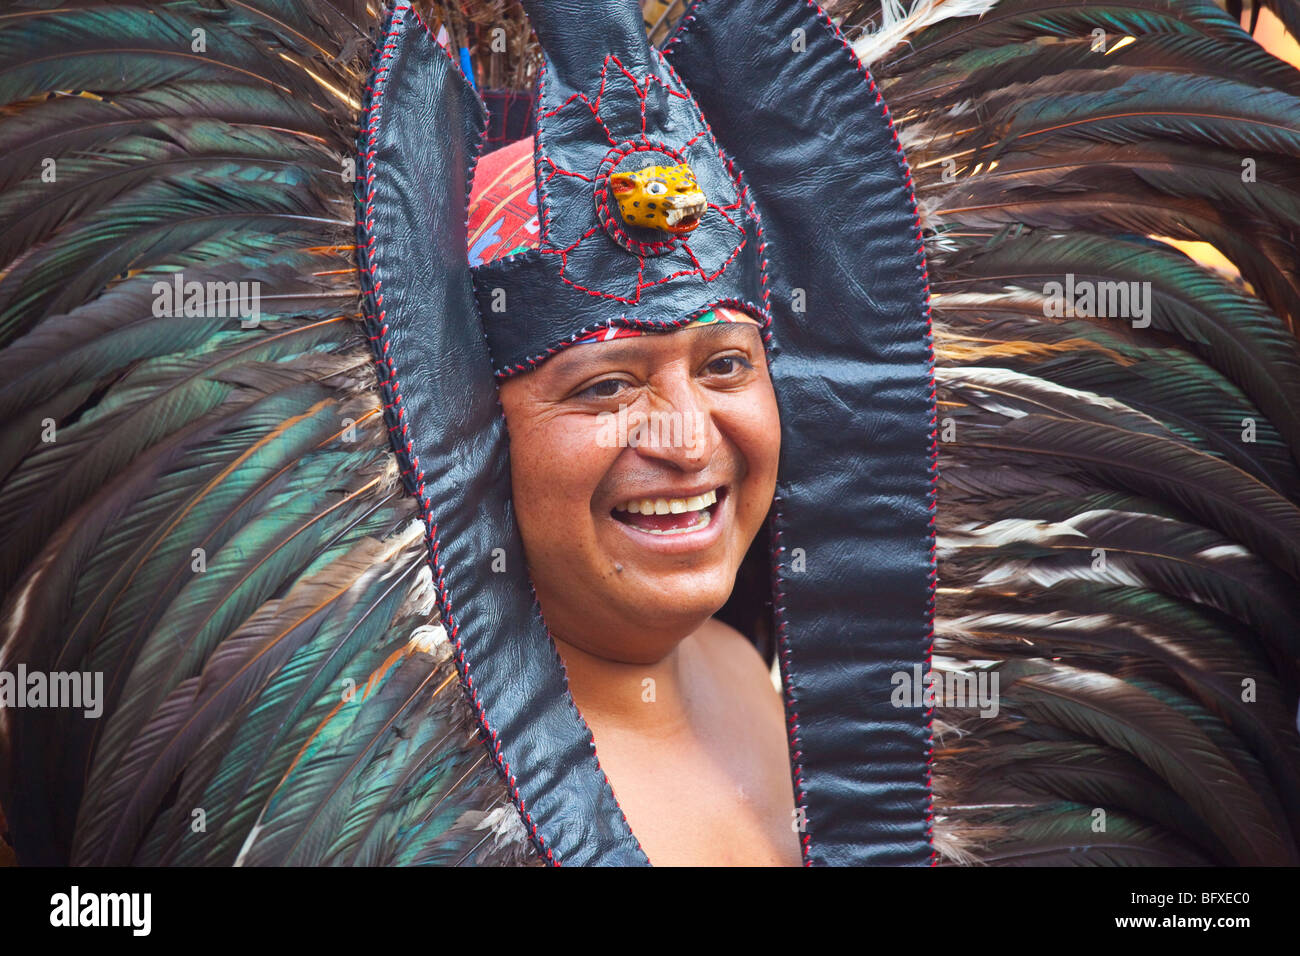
[551,628,705,739]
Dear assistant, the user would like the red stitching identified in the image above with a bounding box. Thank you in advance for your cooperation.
[542,154,595,184]
[767,501,813,864]
[661,8,698,55]
[541,90,621,146]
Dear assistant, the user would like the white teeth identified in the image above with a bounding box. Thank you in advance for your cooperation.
[613,488,720,514]
[664,195,706,225]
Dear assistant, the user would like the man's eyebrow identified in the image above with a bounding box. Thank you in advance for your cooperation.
[687,320,762,341]
[548,321,761,374]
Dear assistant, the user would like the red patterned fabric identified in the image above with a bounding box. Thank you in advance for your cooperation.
[468,137,541,265]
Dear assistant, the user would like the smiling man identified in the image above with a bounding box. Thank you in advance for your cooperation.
[496,301,797,864]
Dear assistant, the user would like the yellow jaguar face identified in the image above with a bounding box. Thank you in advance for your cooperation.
[609,162,706,235]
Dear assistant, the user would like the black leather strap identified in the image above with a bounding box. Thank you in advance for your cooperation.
[357,4,647,866]
[517,0,658,93]
[666,0,938,865]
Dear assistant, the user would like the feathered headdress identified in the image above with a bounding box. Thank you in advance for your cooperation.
[5,0,1296,869]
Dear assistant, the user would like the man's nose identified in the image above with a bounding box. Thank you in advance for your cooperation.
[628,376,717,469]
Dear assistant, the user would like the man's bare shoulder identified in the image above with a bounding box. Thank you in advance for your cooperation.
[696,617,782,708]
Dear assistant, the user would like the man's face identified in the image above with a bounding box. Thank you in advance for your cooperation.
[497,314,780,664]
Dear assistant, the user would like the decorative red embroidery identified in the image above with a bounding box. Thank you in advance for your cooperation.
[532,51,752,304]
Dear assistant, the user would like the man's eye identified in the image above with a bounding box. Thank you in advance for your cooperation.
[705,355,752,376]
[578,378,627,400]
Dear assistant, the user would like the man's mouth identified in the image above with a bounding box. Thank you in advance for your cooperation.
[610,486,725,536]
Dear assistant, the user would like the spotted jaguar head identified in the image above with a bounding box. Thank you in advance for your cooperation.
[609,162,707,236]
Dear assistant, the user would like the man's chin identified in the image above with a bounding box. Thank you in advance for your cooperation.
[608,567,735,627]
